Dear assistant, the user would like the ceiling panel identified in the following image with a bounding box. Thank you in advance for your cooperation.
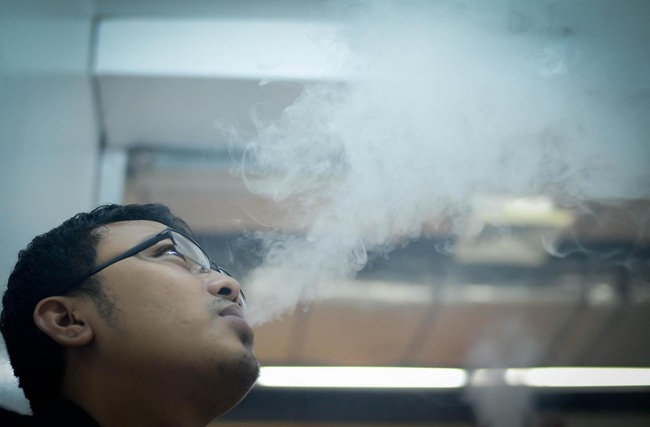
[251,298,650,368]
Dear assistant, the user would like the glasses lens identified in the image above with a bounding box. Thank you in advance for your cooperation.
[171,231,211,273]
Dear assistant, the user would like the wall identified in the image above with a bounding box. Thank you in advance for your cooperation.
[0,0,98,413]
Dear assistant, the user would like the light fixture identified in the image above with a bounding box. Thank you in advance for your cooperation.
[504,367,650,388]
[257,366,468,389]
[257,366,650,389]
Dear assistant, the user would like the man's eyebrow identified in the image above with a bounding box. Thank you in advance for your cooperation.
[139,230,169,245]
[121,230,166,251]
[129,233,158,246]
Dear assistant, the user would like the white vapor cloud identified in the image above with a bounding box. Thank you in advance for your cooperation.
[238,0,650,326]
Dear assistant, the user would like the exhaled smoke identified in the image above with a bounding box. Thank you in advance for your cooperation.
[238,0,650,326]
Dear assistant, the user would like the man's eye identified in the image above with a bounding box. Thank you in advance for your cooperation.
[154,245,184,259]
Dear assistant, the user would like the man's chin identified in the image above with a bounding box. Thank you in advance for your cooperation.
[232,351,260,392]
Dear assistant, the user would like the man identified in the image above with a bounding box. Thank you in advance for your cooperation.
[0,204,259,426]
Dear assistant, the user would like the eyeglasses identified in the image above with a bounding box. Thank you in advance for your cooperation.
[78,227,246,307]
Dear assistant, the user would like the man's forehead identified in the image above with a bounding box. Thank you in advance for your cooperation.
[99,220,168,248]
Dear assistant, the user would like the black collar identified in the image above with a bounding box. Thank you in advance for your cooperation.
[30,399,100,427]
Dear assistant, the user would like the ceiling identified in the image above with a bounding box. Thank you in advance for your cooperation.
[95,0,650,370]
[91,2,650,421]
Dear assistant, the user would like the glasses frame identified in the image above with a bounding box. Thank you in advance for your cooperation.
[78,227,246,306]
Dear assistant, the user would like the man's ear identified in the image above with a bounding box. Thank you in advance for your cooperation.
[34,296,94,347]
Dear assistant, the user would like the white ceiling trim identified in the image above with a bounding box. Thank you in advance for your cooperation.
[95,18,349,80]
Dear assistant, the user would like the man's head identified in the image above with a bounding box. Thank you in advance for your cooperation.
[0,204,258,419]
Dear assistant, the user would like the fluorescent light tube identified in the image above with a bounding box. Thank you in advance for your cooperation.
[505,367,650,388]
[257,366,468,389]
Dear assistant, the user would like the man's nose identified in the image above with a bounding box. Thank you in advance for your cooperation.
[205,273,243,304]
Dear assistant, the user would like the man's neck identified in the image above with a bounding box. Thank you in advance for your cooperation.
[61,362,220,427]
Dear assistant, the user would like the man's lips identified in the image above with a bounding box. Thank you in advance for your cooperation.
[218,303,255,347]
[219,303,247,321]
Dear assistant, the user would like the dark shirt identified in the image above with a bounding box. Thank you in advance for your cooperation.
[0,400,100,427]
[0,406,30,426]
